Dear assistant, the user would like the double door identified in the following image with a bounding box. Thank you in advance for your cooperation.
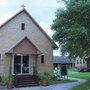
[13,55,29,75]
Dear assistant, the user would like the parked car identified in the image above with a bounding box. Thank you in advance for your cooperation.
[79,67,87,72]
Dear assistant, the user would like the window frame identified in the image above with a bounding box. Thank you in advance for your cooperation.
[41,55,44,64]
[21,23,25,30]
[77,60,79,64]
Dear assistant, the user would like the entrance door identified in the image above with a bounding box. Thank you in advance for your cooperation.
[13,55,29,75]
[22,56,29,73]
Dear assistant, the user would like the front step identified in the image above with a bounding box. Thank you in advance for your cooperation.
[14,75,39,87]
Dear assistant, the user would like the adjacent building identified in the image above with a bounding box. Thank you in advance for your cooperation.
[74,57,87,68]
[53,56,75,69]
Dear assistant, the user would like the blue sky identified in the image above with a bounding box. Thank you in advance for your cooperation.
[0,0,65,56]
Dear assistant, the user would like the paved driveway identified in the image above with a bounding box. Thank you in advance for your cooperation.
[0,78,86,90]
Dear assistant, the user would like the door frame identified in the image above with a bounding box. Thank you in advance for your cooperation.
[11,54,31,75]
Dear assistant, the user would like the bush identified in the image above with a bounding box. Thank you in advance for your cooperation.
[40,72,52,81]
[51,76,57,81]
[39,72,53,86]
[2,75,14,85]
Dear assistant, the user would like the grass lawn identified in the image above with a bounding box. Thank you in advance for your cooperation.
[50,79,76,85]
[70,79,90,90]
[68,68,90,90]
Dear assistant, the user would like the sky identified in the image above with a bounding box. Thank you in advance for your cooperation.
[0,0,65,56]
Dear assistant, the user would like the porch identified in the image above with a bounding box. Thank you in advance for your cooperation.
[6,37,42,87]
[11,54,40,87]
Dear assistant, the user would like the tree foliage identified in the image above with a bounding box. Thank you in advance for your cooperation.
[51,0,90,58]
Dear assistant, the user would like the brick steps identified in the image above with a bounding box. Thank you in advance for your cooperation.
[14,75,39,87]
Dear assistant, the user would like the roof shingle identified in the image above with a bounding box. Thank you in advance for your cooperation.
[53,56,72,64]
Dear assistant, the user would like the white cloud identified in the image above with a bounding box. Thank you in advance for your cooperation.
[30,0,65,9]
[0,0,8,5]
[39,22,54,38]
[0,14,13,25]
[39,22,61,56]
[53,49,61,56]
[37,0,64,8]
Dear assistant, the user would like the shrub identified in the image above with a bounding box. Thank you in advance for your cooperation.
[2,75,14,85]
[40,72,52,82]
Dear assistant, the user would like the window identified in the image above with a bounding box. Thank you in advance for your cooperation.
[77,60,79,64]
[80,60,82,64]
[83,60,85,64]
[41,55,44,64]
[21,23,25,30]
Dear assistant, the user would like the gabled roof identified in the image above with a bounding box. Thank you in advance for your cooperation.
[7,37,42,55]
[0,9,58,49]
[53,56,72,64]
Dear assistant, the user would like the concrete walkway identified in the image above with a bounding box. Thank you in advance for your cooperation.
[0,78,86,90]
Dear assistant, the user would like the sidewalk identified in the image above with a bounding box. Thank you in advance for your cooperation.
[0,77,86,90]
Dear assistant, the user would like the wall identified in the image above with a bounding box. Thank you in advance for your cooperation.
[75,57,87,68]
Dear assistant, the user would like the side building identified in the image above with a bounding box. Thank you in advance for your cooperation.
[75,57,87,69]
[53,56,75,69]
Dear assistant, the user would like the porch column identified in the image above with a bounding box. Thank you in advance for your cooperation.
[32,55,38,75]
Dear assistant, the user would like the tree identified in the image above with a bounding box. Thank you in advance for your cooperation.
[51,0,90,59]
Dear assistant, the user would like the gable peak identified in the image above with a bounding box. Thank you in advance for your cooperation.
[0,8,57,49]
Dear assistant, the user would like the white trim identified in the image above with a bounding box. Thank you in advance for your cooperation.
[12,54,14,75]
[21,55,23,74]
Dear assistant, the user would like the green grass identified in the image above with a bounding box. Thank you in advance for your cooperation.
[69,72,90,79]
[70,79,90,90]
[68,68,77,72]
[50,79,76,85]
[68,68,90,90]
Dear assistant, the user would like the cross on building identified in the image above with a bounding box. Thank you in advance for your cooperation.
[21,4,26,9]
